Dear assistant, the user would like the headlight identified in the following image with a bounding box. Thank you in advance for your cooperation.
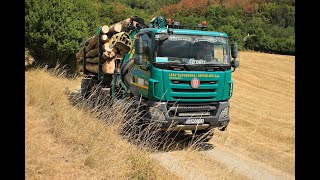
[229,82,233,97]
[218,107,229,119]
[149,107,166,122]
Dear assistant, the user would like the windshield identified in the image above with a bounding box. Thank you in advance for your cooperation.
[155,34,230,65]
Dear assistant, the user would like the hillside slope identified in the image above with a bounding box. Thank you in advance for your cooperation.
[25,68,179,179]
[25,51,295,179]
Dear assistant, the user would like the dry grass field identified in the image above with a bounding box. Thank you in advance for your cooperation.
[25,51,295,179]
[214,51,295,175]
[25,67,180,180]
[150,51,294,179]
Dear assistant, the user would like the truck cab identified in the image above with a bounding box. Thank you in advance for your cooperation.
[122,17,239,134]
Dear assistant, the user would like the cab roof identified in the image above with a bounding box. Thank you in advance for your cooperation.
[140,28,228,37]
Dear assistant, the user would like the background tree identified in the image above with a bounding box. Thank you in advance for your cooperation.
[25,0,100,73]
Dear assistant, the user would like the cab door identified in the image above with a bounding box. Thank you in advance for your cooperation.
[131,32,152,98]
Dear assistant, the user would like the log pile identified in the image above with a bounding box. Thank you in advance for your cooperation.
[76,18,133,75]
[25,48,35,67]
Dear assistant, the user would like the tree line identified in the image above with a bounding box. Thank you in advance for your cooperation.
[25,0,294,71]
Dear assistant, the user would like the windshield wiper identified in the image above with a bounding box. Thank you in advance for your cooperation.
[153,62,231,71]
[168,63,186,71]
[204,64,230,71]
[171,63,223,71]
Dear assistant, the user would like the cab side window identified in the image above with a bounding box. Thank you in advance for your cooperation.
[141,33,152,61]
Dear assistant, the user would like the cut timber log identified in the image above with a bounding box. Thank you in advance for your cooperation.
[76,50,83,59]
[85,59,115,74]
[102,50,116,59]
[108,24,121,36]
[86,48,99,58]
[107,18,131,36]
[101,35,108,43]
[85,63,99,74]
[102,58,115,74]
[80,36,94,47]
[77,55,108,63]
[102,42,113,52]
[85,35,98,52]
[85,57,106,64]
[78,33,105,58]
[76,57,83,63]
[101,25,109,34]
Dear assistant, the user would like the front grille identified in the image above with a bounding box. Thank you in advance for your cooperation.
[171,88,216,93]
[169,106,216,112]
[172,96,215,99]
[167,102,217,106]
[171,80,216,84]
[166,102,219,117]
[169,80,218,100]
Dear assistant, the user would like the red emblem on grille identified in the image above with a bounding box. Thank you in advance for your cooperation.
[191,78,200,89]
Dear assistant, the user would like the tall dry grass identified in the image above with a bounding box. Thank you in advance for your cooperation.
[25,65,181,179]
[65,79,209,152]
[26,50,295,179]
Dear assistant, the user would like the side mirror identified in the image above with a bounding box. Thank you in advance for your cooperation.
[231,59,239,69]
[135,38,139,52]
[231,42,238,58]
[135,38,143,54]
[134,37,143,65]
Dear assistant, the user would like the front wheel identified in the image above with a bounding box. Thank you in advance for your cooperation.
[121,58,135,89]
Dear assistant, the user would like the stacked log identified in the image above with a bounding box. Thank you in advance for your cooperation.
[107,18,131,36]
[25,48,35,67]
[76,19,133,75]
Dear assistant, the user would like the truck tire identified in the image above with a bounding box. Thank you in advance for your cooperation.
[121,58,135,89]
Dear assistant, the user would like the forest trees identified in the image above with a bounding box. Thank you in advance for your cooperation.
[25,0,294,71]
[162,0,295,55]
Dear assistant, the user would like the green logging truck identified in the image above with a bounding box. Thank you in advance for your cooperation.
[80,16,239,141]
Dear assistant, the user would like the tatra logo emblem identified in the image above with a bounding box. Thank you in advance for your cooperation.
[191,78,200,89]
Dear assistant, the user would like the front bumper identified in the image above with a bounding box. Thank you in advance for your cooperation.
[142,100,230,131]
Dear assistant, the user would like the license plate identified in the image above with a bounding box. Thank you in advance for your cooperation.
[189,60,206,64]
[185,118,204,124]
